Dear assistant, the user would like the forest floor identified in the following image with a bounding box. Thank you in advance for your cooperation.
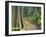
[12,17,41,31]
[22,17,39,31]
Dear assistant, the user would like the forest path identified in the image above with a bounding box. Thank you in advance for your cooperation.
[21,17,38,31]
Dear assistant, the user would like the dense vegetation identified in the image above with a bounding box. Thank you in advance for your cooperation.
[23,6,41,26]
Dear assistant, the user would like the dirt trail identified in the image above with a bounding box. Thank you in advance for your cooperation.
[22,17,38,31]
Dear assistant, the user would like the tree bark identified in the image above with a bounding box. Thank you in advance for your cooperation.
[17,6,22,30]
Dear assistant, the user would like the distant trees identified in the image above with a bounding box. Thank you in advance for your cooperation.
[22,6,41,29]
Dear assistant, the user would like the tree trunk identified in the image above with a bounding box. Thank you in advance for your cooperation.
[17,6,22,30]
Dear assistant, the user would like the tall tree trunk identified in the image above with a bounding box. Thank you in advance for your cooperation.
[12,6,17,27]
[20,6,24,29]
[17,6,22,30]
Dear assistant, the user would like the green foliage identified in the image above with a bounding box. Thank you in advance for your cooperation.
[23,6,41,26]
[32,8,41,25]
